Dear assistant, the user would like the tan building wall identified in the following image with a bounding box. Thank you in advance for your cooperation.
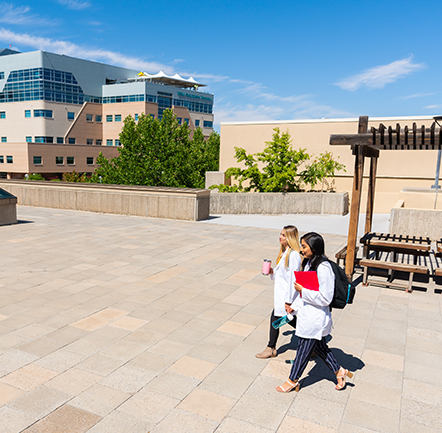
[220,116,439,213]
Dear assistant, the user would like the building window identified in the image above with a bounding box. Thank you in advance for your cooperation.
[0,111,5,119]
[67,112,75,120]
[6,156,13,164]
[68,138,76,144]
[115,114,122,122]
[106,115,113,122]
[86,157,94,165]
[0,156,3,163]
[86,139,93,145]
[57,137,64,144]
[26,136,32,142]
[135,114,139,121]
[25,110,31,118]
[33,156,42,165]
[95,115,102,122]
[34,136,54,143]
[56,156,64,165]
[1,137,6,143]
[67,156,74,165]
[203,120,213,128]
[177,117,182,125]
[106,139,113,146]
[184,118,189,125]
[86,113,93,122]
[115,139,121,146]
[34,109,53,118]
[0,72,4,80]
[96,139,102,146]
[195,119,200,127]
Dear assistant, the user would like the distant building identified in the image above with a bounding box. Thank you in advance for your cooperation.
[0,49,214,179]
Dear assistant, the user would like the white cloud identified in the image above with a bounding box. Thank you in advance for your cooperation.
[56,0,91,10]
[399,92,436,100]
[423,104,442,110]
[335,56,425,91]
[0,28,173,73]
[0,3,57,26]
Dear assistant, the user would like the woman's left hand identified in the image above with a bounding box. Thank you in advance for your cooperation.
[285,303,294,313]
[294,282,303,293]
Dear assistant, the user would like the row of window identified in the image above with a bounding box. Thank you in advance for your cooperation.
[23,136,120,145]
[0,155,97,165]
[32,156,95,165]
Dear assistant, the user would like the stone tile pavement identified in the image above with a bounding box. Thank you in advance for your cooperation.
[0,206,441,432]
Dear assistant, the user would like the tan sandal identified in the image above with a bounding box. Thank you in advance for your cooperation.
[276,378,300,393]
[335,367,353,390]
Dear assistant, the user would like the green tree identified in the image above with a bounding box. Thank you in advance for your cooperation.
[90,110,220,188]
[218,128,309,192]
[213,127,345,192]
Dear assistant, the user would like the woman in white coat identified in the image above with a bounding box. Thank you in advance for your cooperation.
[276,232,353,392]
[256,226,302,359]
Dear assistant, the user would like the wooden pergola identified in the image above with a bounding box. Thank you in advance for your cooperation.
[330,115,442,280]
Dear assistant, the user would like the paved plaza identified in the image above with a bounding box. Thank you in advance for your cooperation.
[0,206,441,433]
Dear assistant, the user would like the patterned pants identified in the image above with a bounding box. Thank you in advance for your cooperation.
[289,336,340,381]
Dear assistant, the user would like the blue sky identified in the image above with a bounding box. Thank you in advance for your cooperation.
[1,0,441,130]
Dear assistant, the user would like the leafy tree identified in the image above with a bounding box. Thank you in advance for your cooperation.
[62,171,90,182]
[90,110,220,188]
[213,127,344,192]
[301,151,346,191]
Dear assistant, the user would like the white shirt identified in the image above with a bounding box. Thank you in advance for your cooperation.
[272,249,302,316]
[292,260,335,340]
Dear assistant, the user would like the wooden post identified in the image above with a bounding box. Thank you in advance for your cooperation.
[365,156,378,234]
[345,116,368,280]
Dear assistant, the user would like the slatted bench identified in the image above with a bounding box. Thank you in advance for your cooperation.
[335,245,359,266]
[359,258,428,293]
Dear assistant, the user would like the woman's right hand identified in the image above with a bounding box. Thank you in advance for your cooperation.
[269,267,274,275]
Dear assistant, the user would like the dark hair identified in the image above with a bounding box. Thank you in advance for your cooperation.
[301,232,327,271]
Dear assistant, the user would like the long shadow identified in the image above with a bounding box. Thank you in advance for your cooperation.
[279,332,365,390]
[17,220,34,225]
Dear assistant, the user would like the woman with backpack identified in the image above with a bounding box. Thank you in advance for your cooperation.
[255,225,302,359]
[276,232,353,392]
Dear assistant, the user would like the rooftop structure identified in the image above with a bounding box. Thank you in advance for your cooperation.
[0,49,214,179]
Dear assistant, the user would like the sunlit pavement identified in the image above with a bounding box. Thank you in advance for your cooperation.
[0,206,440,432]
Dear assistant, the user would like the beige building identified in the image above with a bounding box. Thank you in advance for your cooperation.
[220,116,440,213]
[0,48,214,179]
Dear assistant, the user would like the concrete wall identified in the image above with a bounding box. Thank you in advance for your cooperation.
[0,196,17,225]
[390,205,442,240]
[220,116,439,213]
[0,180,210,221]
[210,191,348,215]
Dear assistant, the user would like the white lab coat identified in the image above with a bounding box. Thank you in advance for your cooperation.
[272,249,302,317]
[291,260,335,340]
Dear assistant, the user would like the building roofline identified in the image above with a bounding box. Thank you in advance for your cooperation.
[220,115,439,126]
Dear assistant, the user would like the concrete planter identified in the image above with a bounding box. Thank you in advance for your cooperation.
[390,200,442,240]
[0,180,210,221]
[210,191,348,215]
[0,188,17,226]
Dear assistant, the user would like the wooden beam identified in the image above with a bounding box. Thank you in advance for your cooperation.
[330,131,442,149]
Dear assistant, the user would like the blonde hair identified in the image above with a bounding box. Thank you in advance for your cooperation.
[276,225,301,268]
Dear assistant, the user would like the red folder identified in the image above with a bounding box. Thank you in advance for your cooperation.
[294,271,319,291]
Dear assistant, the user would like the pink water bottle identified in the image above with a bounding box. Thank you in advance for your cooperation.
[262,259,271,275]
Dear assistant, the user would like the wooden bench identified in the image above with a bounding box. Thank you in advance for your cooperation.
[335,245,359,266]
[359,258,428,293]
[436,268,442,277]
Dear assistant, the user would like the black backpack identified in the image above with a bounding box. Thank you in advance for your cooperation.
[327,260,356,309]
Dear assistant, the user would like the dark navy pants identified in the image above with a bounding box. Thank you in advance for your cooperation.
[289,336,340,381]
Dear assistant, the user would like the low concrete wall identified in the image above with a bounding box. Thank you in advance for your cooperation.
[0,188,17,226]
[0,180,210,221]
[390,206,442,240]
[210,191,348,215]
